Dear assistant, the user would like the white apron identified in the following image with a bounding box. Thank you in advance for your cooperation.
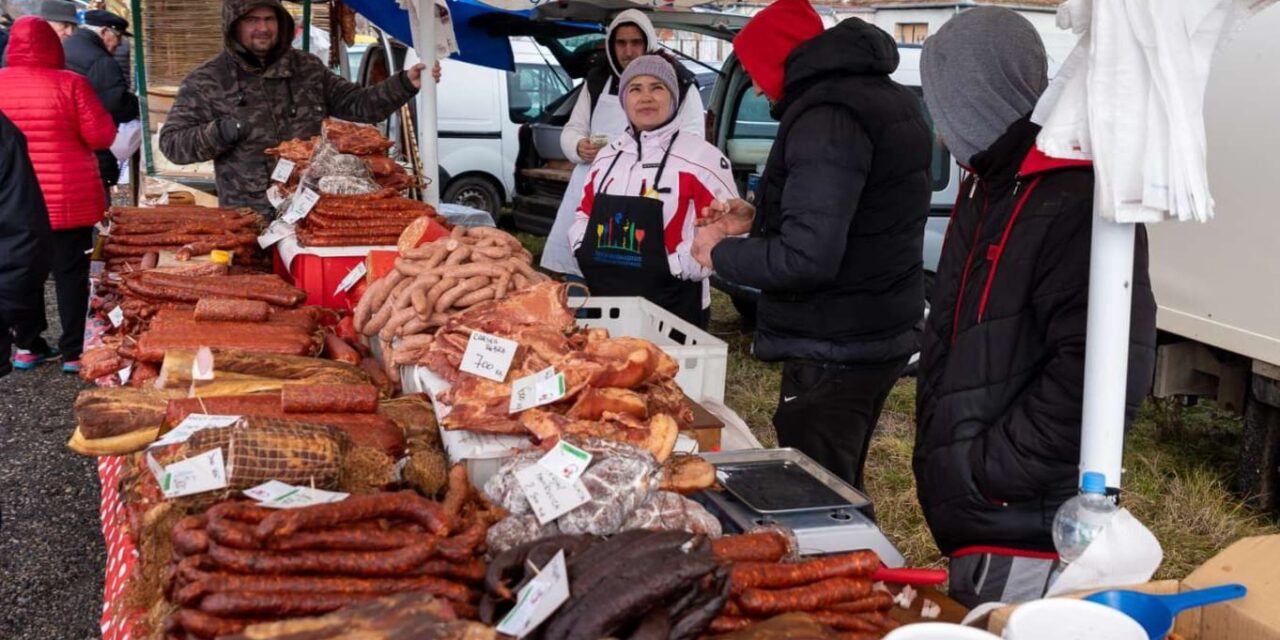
[540,83,630,276]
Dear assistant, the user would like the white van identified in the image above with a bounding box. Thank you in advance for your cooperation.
[360,37,574,215]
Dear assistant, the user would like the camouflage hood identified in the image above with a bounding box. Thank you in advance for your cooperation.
[223,0,295,67]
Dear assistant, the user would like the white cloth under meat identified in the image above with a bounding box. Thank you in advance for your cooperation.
[1031,0,1274,223]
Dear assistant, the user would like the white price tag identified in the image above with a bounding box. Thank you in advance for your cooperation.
[119,364,133,385]
[282,187,320,223]
[509,367,567,414]
[151,414,241,449]
[333,262,367,296]
[107,305,125,328]
[257,219,295,249]
[271,158,296,183]
[244,481,349,508]
[263,487,349,509]
[243,480,295,502]
[160,448,228,498]
[459,331,518,383]
[496,550,571,638]
[192,346,215,381]
[266,185,286,209]
[537,440,592,484]
[515,464,590,525]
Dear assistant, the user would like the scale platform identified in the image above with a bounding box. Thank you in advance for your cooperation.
[695,448,905,567]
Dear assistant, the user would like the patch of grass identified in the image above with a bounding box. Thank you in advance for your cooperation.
[1122,401,1278,578]
[514,230,547,261]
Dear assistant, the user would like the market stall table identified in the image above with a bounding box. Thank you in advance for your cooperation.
[98,456,141,640]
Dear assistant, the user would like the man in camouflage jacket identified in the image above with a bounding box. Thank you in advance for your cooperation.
[159,0,426,213]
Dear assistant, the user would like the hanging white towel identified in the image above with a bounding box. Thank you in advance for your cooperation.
[1032,0,1276,223]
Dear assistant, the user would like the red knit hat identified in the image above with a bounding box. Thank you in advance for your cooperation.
[733,0,825,102]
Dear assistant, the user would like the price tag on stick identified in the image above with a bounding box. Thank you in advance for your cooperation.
[333,262,367,296]
[537,441,592,484]
[459,331,518,382]
[258,219,295,249]
[515,464,590,524]
[496,550,571,638]
[107,305,125,328]
[160,448,228,498]
[271,158,296,183]
[191,346,215,381]
[509,367,567,413]
[282,187,319,223]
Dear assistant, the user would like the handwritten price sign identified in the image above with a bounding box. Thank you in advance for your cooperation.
[459,331,519,382]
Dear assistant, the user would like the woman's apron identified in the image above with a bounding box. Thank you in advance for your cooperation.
[573,132,703,326]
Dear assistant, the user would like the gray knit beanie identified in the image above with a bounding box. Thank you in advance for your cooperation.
[618,54,680,115]
[921,7,1047,165]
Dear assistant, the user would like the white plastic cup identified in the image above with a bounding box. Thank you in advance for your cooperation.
[1004,599,1146,640]
[884,623,1000,640]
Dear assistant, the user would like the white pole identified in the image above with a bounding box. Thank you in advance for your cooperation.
[416,2,441,206]
[1078,198,1137,490]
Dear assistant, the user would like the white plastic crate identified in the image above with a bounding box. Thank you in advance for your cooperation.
[573,296,728,403]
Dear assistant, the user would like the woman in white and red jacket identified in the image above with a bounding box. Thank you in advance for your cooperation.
[568,55,738,328]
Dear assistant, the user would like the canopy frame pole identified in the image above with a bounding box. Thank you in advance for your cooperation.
[302,0,312,53]
[130,0,153,176]
[1078,199,1138,492]
[415,2,440,206]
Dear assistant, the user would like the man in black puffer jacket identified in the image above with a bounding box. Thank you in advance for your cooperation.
[914,8,1156,608]
[63,10,139,194]
[692,0,932,492]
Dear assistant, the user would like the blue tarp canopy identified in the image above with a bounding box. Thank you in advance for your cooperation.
[340,0,593,71]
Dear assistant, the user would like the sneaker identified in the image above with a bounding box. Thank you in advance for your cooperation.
[12,347,59,370]
[62,359,82,374]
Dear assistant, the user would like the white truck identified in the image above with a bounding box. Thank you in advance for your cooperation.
[1147,7,1280,508]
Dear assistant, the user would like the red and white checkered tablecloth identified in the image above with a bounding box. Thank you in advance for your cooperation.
[98,456,142,640]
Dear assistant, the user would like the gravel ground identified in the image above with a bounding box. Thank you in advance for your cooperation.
[0,281,102,639]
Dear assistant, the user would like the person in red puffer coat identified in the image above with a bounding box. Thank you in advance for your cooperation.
[0,16,116,373]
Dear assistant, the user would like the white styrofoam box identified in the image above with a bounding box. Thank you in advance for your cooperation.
[574,296,728,403]
[400,362,525,488]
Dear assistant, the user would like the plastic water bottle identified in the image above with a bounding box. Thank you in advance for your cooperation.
[1051,471,1119,563]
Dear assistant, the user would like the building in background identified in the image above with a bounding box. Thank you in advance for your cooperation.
[664,0,1073,67]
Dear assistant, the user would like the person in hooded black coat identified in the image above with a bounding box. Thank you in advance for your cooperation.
[692,0,932,493]
[63,12,139,189]
[0,110,55,377]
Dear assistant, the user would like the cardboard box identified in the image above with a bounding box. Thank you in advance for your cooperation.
[987,535,1280,640]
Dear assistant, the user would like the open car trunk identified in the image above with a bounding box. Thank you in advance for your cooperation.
[508,2,745,234]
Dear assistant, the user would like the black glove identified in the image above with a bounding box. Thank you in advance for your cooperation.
[214,117,244,147]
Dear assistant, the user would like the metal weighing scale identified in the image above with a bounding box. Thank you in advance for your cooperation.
[694,448,906,567]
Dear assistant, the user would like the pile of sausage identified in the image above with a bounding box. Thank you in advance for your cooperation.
[267,119,417,193]
[481,529,730,640]
[164,477,502,640]
[294,189,442,247]
[353,226,551,372]
[114,272,308,324]
[81,273,314,384]
[710,531,902,638]
[160,384,406,458]
[102,205,262,271]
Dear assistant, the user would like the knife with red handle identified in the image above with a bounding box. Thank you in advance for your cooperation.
[872,567,948,586]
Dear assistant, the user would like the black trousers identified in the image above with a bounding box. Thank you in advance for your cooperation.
[772,357,909,492]
[40,227,93,360]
